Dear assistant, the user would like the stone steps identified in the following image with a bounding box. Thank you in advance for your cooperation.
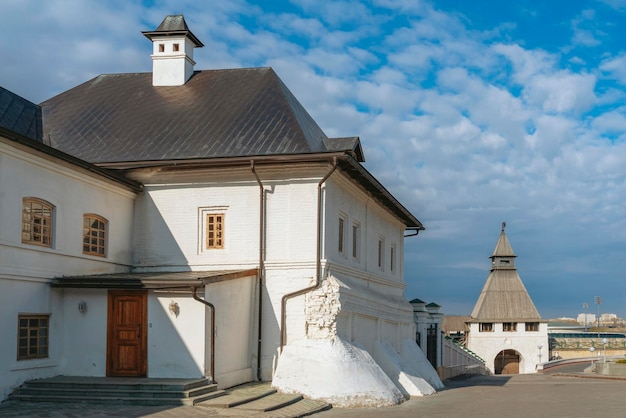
[197,382,332,417]
[8,377,332,416]
[8,376,222,406]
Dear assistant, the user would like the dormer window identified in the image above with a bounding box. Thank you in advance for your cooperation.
[173,43,180,52]
[158,44,165,53]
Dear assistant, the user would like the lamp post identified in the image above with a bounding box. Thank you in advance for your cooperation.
[602,338,608,363]
[582,302,588,332]
[589,346,595,366]
[594,296,602,336]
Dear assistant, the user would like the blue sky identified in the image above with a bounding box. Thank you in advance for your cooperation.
[2,0,626,319]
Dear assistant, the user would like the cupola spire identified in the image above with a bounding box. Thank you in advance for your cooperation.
[142,15,204,86]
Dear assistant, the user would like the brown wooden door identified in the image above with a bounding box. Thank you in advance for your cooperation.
[495,349,520,375]
[107,290,147,377]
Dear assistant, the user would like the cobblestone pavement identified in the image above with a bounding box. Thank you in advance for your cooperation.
[2,372,626,418]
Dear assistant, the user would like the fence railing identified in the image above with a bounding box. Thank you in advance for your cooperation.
[440,336,488,380]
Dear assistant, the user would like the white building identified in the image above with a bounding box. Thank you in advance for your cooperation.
[576,313,596,327]
[466,223,548,374]
[0,15,443,406]
[0,87,140,400]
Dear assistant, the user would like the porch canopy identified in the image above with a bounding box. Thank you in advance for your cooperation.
[51,269,259,290]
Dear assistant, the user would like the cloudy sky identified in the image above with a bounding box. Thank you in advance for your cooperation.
[2,0,626,319]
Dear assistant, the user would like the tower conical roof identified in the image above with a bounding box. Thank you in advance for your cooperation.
[491,221,515,258]
[470,223,542,321]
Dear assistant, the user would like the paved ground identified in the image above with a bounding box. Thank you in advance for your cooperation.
[2,369,625,418]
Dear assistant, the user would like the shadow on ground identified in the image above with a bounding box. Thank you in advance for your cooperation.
[442,374,511,389]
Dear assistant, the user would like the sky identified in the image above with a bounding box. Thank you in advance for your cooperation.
[2,0,626,319]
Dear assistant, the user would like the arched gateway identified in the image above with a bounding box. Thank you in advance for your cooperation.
[494,349,521,374]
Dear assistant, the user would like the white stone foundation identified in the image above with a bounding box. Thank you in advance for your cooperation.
[272,337,405,407]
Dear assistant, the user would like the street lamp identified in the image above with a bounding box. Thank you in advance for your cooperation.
[603,338,608,363]
[582,302,588,332]
[594,296,602,335]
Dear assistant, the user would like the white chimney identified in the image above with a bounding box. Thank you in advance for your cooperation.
[142,15,204,86]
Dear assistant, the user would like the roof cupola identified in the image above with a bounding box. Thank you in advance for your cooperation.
[142,15,204,86]
[490,221,516,269]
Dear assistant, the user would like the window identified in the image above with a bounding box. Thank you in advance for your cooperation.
[390,242,397,272]
[377,237,385,270]
[338,217,345,254]
[17,314,49,360]
[352,222,360,261]
[83,214,107,257]
[158,43,165,52]
[503,322,517,332]
[206,213,224,249]
[525,322,539,332]
[479,322,493,332]
[173,43,180,52]
[22,198,53,247]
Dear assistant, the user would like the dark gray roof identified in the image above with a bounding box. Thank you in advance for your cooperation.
[0,87,42,142]
[41,68,350,164]
[39,65,422,229]
[142,15,204,47]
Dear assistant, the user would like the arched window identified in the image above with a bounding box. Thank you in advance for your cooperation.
[22,197,53,247]
[83,214,107,257]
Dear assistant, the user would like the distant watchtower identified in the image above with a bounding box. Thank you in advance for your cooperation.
[142,15,204,86]
[466,223,548,374]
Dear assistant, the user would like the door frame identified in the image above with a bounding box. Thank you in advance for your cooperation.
[106,290,148,377]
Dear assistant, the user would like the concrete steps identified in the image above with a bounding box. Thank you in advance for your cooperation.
[197,382,332,417]
[8,377,332,416]
[8,376,223,406]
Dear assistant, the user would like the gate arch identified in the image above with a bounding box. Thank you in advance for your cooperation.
[494,349,521,374]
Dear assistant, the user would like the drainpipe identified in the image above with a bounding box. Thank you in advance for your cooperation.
[251,161,265,381]
[280,157,338,352]
[191,286,216,384]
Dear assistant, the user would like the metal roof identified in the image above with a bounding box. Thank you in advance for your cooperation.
[141,15,204,47]
[40,61,422,228]
[0,87,42,142]
[41,68,336,164]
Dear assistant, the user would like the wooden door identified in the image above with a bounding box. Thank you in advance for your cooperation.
[107,290,147,377]
[495,349,520,375]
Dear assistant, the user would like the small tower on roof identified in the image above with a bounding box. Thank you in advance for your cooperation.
[142,15,204,86]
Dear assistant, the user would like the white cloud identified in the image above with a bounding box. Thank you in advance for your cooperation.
[3,0,626,317]
[600,53,626,84]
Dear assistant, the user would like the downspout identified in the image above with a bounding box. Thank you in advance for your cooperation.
[280,157,338,352]
[251,161,265,381]
[191,286,216,384]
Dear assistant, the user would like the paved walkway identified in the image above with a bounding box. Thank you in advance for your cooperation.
[1,372,625,417]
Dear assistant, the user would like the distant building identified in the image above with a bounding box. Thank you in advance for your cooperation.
[600,313,618,324]
[576,313,596,327]
[466,223,548,374]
